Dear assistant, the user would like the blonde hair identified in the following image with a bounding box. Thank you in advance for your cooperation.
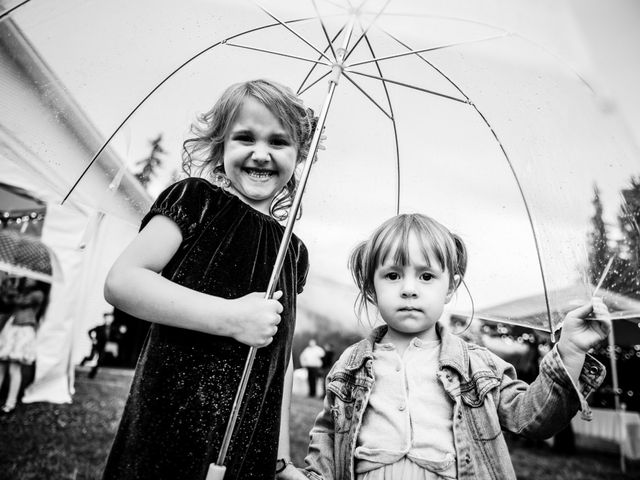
[348,213,467,318]
[181,79,317,220]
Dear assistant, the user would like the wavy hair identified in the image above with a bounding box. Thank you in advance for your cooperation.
[348,213,468,320]
[181,79,317,220]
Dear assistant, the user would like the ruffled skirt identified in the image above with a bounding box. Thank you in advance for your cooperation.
[357,457,456,480]
[0,318,36,364]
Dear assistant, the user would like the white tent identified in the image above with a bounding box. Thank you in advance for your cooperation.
[0,18,150,403]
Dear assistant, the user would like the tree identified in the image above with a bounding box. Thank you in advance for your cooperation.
[587,177,640,299]
[587,184,612,287]
[134,134,166,188]
[611,177,640,298]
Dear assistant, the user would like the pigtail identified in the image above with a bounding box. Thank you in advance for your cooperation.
[453,233,468,279]
[348,241,373,319]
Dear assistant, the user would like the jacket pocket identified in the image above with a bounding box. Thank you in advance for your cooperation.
[461,374,502,441]
[327,379,357,434]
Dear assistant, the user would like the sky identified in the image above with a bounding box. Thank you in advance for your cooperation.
[3,0,640,330]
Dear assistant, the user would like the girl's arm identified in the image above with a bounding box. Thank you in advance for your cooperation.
[303,371,338,480]
[104,215,283,347]
[276,357,307,480]
[495,299,609,438]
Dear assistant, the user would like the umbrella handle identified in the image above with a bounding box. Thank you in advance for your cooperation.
[206,465,226,480]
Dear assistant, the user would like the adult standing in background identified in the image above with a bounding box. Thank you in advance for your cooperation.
[0,276,50,414]
[299,339,324,398]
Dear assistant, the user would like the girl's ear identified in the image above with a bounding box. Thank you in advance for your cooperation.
[445,274,461,303]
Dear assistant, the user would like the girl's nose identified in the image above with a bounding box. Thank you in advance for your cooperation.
[251,144,271,163]
[401,279,418,298]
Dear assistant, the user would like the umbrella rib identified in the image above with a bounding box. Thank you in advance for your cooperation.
[376,26,470,100]
[342,72,392,119]
[342,0,393,63]
[361,32,400,215]
[311,0,337,59]
[347,33,508,68]
[472,107,555,336]
[0,0,31,21]
[61,17,318,205]
[378,26,555,334]
[256,2,334,63]
[345,69,467,104]
[298,71,331,96]
[296,25,346,95]
[224,41,331,66]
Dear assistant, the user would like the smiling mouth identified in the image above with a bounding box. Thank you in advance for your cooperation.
[243,167,276,179]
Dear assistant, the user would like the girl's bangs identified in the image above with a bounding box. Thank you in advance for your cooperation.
[375,218,449,272]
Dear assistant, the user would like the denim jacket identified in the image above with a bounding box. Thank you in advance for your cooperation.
[303,324,605,480]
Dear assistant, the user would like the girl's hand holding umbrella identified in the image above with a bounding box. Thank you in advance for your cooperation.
[557,298,611,384]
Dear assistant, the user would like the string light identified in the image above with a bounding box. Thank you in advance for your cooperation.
[0,210,45,226]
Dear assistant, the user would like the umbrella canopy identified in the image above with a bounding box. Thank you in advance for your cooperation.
[0,229,62,283]
[1,0,639,333]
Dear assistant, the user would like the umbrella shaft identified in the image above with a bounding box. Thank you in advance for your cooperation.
[214,80,338,470]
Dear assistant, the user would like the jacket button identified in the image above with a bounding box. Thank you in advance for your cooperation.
[398,404,406,411]
[465,454,471,464]
[588,366,599,375]
[457,410,462,419]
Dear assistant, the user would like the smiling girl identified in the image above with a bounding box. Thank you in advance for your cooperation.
[303,213,610,480]
[102,79,316,480]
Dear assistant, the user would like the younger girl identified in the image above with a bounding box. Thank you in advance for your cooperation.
[102,79,316,480]
[303,213,609,480]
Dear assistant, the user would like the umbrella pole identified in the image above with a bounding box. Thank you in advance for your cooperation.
[607,327,626,473]
[208,67,349,480]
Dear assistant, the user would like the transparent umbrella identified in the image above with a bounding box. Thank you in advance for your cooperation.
[0,229,62,283]
[1,0,639,476]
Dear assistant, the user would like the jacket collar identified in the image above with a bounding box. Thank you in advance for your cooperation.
[344,325,385,371]
[345,322,472,382]
[437,322,472,383]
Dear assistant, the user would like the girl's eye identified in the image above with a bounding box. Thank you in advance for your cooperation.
[233,133,254,143]
[420,273,434,281]
[270,136,291,147]
[385,272,400,280]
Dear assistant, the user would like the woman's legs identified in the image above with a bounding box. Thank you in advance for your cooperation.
[3,361,22,409]
[0,361,7,395]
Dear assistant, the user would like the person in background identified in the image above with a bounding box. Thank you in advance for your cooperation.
[300,339,325,398]
[0,276,50,414]
[80,311,112,379]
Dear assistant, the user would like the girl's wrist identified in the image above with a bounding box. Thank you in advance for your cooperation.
[557,338,587,365]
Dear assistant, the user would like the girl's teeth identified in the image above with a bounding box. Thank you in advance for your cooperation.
[247,169,272,178]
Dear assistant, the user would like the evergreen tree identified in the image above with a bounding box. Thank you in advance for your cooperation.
[135,134,166,188]
[611,177,640,298]
[587,184,612,286]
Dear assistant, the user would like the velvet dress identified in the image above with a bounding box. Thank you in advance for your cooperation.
[102,178,309,480]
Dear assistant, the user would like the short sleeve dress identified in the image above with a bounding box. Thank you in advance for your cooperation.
[102,178,309,480]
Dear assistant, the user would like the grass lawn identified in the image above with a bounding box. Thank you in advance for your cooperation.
[0,367,638,480]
